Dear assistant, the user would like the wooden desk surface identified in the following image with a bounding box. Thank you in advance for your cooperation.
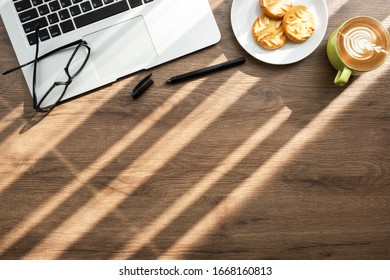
[0,0,389,260]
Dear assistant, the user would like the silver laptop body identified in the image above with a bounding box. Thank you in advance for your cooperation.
[1,0,221,105]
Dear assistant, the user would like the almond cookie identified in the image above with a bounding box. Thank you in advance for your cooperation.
[282,5,316,43]
[260,0,293,20]
[252,14,287,49]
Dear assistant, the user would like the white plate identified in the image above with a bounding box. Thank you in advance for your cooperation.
[231,0,329,64]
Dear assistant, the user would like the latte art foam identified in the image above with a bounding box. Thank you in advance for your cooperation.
[342,27,385,61]
[336,17,389,71]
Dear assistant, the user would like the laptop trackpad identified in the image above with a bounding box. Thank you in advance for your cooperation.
[83,16,157,80]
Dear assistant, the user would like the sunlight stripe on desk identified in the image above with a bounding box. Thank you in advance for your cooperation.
[0,84,128,195]
[0,105,23,135]
[112,106,292,259]
[21,69,257,260]
[0,94,25,133]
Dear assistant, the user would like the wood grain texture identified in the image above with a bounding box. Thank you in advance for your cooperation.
[0,0,389,260]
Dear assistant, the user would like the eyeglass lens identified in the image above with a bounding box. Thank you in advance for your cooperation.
[66,43,90,78]
[37,43,89,111]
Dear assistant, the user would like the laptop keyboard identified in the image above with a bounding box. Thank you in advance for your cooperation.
[14,0,154,45]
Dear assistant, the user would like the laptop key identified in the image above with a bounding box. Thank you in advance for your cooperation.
[49,1,61,12]
[14,0,32,12]
[58,9,70,20]
[60,19,75,33]
[32,0,43,5]
[74,0,129,29]
[128,0,142,9]
[19,8,39,22]
[47,13,59,24]
[39,28,50,41]
[22,17,48,33]
[47,13,60,24]
[60,0,72,8]
[69,5,81,16]
[38,4,50,15]
[49,25,61,37]
[91,0,103,8]
[27,32,38,45]
[80,1,92,12]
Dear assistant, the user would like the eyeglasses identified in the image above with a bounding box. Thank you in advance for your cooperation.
[3,26,91,112]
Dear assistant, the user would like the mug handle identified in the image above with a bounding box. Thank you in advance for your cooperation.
[334,67,352,86]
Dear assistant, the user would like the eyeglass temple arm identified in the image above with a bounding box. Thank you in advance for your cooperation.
[2,39,85,75]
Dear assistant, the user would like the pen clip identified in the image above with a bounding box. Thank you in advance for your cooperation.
[132,73,154,99]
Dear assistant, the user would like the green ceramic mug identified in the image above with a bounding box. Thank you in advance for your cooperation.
[327,16,389,86]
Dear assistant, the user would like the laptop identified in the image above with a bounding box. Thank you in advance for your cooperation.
[0,0,221,106]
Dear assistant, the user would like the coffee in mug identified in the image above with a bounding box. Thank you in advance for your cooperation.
[327,17,389,86]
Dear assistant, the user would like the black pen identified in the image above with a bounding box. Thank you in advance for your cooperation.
[166,57,246,84]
